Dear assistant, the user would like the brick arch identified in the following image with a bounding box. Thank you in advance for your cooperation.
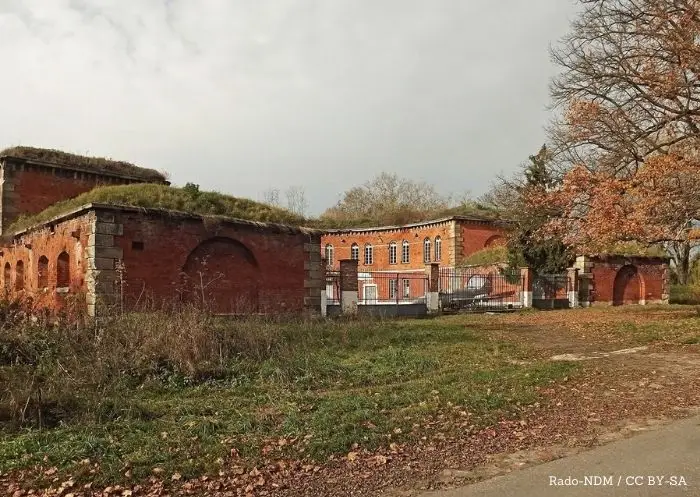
[613,265,643,306]
[181,237,260,313]
[484,235,505,248]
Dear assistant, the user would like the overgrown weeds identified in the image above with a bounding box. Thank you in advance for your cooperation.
[0,306,578,485]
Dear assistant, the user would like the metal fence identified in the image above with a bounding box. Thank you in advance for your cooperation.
[357,271,428,305]
[532,273,570,309]
[438,267,523,312]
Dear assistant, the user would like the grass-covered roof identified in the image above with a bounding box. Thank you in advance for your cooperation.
[9,183,309,234]
[0,146,166,182]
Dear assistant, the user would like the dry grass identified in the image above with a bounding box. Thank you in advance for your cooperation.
[0,146,166,182]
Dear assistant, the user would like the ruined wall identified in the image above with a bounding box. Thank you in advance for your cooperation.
[576,255,669,305]
[95,209,323,315]
[0,212,94,312]
[0,160,152,234]
[321,221,455,271]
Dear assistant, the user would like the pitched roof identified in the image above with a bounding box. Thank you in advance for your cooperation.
[0,146,167,182]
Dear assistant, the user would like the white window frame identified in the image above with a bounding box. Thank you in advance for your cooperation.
[389,242,397,265]
[435,236,442,262]
[389,278,398,299]
[364,244,373,265]
[401,240,410,264]
[325,244,334,267]
[351,243,359,260]
[402,278,411,298]
[423,238,431,263]
[363,283,378,304]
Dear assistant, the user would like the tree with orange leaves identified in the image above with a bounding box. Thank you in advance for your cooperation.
[543,0,700,283]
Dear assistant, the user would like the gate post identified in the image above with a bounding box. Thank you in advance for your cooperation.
[520,267,533,308]
[567,267,579,308]
[425,263,440,314]
[339,259,359,315]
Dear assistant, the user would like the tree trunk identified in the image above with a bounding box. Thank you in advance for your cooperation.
[669,241,691,286]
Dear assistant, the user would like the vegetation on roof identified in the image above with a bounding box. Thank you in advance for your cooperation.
[596,241,669,258]
[0,146,166,182]
[9,183,309,234]
[461,245,509,267]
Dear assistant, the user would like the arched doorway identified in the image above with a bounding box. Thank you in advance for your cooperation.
[613,265,641,306]
[181,237,260,313]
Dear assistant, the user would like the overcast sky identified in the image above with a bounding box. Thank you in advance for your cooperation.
[0,0,579,215]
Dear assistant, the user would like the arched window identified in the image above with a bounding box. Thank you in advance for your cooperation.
[401,240,410,264]
[38,256,49,289]
[350,243,359,260]
[434,236,442,262]
[57,252,70,288]
[15,261,24,291]
[364,244,373,265]
[324,244,334,268]
[423,238,431,263]
[3,262,10,290]
[389,241,397,265]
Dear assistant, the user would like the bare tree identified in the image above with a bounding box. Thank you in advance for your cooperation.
[285,186,308,217]
[320,172,451,226]
[261,188,281,207]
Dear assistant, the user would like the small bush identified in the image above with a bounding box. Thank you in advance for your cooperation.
[670,285,700,305]
[462,245,508,266]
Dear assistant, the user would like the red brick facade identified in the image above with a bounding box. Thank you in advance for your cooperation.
[0,204,324,317]
[321,216,507,272]
[0,158,167,234]
[113,207,322,314]
[0,212,94,313]
[575,255,670,305]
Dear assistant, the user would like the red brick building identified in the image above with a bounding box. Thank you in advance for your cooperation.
[321,216,507,302]
[0,148,324,317]
[574,255,670,306]
[0,147,168,233]
[321,215,506,271]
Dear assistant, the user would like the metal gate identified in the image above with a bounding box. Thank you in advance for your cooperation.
[532,273,570,309]
[438,268,523,312]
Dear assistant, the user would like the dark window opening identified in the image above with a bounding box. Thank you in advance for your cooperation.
[132,241,145,251]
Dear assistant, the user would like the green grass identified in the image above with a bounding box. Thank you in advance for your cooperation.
[461,246,508,266]
[0,312,577,485]
[8,183,309,234]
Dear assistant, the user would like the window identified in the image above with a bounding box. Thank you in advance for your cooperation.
[57,252,70,288]
[351,243,359,260]
[15,261,24,291]
[325,244,334,267]
[401,240,410,263]
[402,278,410,298]
[435,236,442,262]
[389,242,397,265]
[38,256,49,289]
[389,278,398,299]
[132,241,144,251]
[364,244,373,265]
[3,262,10,290]
[423,238,431,263]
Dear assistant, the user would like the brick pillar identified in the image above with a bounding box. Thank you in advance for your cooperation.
[303,237,323,317]
[520,267,533,308]
[567,267,579,308]
[425,263,440,314]
[339,259,358,315]
[85,210,124,317]
[661,260,670,305]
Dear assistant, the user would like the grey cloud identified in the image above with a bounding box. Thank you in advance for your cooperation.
[0,0,579,214]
